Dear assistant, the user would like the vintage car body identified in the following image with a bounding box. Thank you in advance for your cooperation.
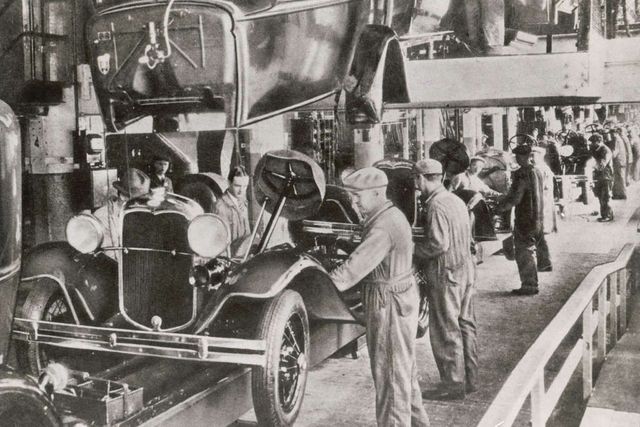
[86,0,412,131]
[0,101,62,426]
[12,150,366,425]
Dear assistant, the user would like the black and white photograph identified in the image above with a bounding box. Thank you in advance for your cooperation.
[0,0,639,425]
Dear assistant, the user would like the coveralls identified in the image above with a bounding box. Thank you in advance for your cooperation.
[611,134,628,199]
[537,162,557,234]
[330,201,430,427]
[213,191,251,256]
[501,164,549,288]
[619,131,633,186]
[414,186,478,392]
[591,143,614,220]
[629,127,640,181]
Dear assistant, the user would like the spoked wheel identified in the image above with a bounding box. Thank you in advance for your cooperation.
[15,281,77,376]
[252,290,310,427]
[415,273,429,339]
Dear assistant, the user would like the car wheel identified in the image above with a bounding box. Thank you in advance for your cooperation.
[416,278,429,339]
[15,281,76,376]
[252,290,309,427]
[0,387,61,427]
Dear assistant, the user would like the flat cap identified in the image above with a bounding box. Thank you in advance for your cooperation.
[588,133,603,143]
[469,156,486,164]
[512,144,532,156]
[342,167,388,191]
[414,159,443,175]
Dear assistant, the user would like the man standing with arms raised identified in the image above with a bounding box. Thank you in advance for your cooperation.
[413,159,478,401]
[330,167,429,427]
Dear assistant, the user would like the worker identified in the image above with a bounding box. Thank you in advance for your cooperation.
[496,144,549,295]
[213,166,252,257]
[589,133,614,222]
[628,123,640,181]
[532,146,557,234]
[616,126,632,186]
[450,156,502,198]
[611,129,628,199]
[413,159,478,401]
[149,155,174,192]
[329,167,429,427]
[94,168,151,259]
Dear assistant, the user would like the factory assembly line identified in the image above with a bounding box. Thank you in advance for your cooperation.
[1,0,640,424]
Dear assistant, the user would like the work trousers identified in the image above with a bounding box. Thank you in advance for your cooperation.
[594,179,613,219]
[365,280,430,427]
[513,229,550,288]
[464,0,504,49]
[612,163,627,199]
[426,264,478,390]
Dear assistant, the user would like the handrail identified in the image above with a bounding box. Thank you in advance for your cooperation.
[478,242,636,427]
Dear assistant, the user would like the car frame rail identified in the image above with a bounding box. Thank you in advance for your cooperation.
[12,318,267,366]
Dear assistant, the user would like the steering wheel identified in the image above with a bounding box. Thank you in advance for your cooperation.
[585,123,602,134]
[508,133,536,151]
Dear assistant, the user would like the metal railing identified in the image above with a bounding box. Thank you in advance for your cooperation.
[478,243,637,427]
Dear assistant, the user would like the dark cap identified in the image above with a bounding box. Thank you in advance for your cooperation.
[512,144,532,156]
[588,133,603,143]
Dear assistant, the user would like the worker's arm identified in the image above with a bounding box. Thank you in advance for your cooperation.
[330,225,391,292]
[497,173,526,212]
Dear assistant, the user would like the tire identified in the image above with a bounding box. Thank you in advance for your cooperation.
[252,290,310,427]
[15,282,76,376]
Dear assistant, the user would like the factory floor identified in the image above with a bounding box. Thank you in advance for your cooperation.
[236,181,640,427]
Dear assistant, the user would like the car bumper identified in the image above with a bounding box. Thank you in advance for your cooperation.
[12,318,266,366]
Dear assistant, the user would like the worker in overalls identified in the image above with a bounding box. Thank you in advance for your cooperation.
[330,167,429,427]
[413,159,478,401]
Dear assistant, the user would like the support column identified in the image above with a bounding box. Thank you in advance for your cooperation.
[462,110,480,154]
[491,111,504,152]
[353,124,383,168]
[422,109,442,158]
[506,107,518,149]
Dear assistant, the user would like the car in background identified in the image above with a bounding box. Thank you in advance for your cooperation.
[86,0,414,132]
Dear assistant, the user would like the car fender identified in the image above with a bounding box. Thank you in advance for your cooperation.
[345,24,410,124]
[194,250,357,333]
[20,242,118,323]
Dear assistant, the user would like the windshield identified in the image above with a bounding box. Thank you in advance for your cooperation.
[92,0,274,14]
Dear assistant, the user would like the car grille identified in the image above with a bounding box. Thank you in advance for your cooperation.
[121,211,194,329]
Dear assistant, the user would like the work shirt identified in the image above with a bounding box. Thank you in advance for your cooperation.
[500,164,545,236]
[213,191,251,255]
[450,171,499,196]
[330,201,414,292]
[414,186,473,282]
[150,174,173,192]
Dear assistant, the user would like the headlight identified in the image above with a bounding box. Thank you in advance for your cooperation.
[187,214,230,258]
[66,214,105,253]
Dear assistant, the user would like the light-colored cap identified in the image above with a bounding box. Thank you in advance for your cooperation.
[113,168,151,199]
[342,167,388,191]
[414,159,443,175]
[469,156,486,164]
